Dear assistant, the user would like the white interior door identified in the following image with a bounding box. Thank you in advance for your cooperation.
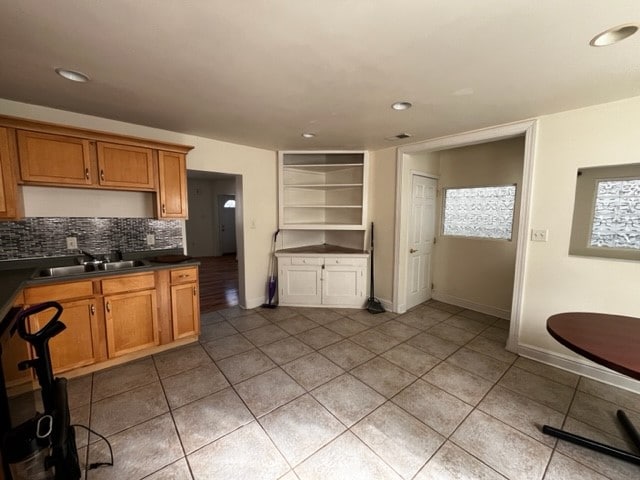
[218,194,237,254]
[406,175,437,309]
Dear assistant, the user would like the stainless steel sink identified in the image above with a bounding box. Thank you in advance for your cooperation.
[34,260,147,278]
[36,265,98,277]
[98,260,146,271]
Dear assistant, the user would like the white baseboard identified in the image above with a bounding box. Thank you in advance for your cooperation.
[517,343,640,395]
[431,291,511,320]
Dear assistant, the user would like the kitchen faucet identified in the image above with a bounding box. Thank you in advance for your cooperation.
[79,250,104,265]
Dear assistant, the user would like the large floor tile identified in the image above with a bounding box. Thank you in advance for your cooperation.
[466,336,517,364]
[311,374,385,427]
[578,377,640,413]
[498,367,574,413]
[201,334,254,360]
[428,323,477,346]
[87,414,183,480]
[478,385,564,447]
[277,314,319,335]
[319,339,376,370]
[91,381,168,438]
[92,357,158,401]
[446,347,511,382]
[259,394,345,466]
[444,315,490,334]
[260,336,314,364]
[161,364,229,409]
[347,310,397,327]
[260,306,299,322]
[395,309,449,330]
[350,329,401,354]
[415,441,507,480]
[480,325,510,342]
[199,320,238,342]
[144,458,192,480]
[216,348,276,384]
[172,387,253,453]
[568,391,640,440]
[217,306,255,319]
[324,317,370,336]
[458,309,499,324]
[296,326,343,349]
[295,431,402,480]
[235,367,305,417]
[381,343,439,376]
[242,324,289,347]
[154,343,213,378]
[188,421,289,480]
[352,402,444,479]
[350,357,417,398]
[451,410,552,480]
[67,374,93,409]
[514,357,579,388]
[406,332,460,359]
[427,300,464,314]
[227,312,272,332]
[297,308,343,324]
[543,452,608,480]
[282,352,344,390]
[423,362,493,405]
[393,379,472,437]
[374,320,421,341]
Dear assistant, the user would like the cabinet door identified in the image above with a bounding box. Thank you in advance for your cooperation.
[29,298,99,374]
[322,265,365,306]
[104,290,159,357]
[96,142,155,190]
[158,151,188,218]
[280,264,322,305]
[1,329,32,388]
[17,130,92,185]
[171,282,200,339]
[0,127,21,219]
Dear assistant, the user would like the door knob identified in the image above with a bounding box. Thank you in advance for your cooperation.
[410,248,417,253]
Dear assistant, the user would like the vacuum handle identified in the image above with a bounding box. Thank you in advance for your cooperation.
[17,301,66,344]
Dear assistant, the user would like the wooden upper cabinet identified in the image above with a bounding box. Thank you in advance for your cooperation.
[158,151,188,218]
[17,130,92,185]
[0,127,22,219]
[96,142,155,190]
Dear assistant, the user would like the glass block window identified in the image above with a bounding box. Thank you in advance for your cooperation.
[442,185,516,239]
[223,199,236,208]
[589,178,640,249]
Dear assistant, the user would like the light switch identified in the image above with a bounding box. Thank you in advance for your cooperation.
[146,234,155,246]
[531,229,548,242]
[66,237,78,250]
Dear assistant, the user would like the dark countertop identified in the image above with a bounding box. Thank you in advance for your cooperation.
[0,250,199,338]
[276,244,369,255]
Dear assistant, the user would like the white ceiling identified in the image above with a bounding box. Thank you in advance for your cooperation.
[0,1,638,151]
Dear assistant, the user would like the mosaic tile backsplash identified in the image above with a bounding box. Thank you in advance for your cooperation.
[0,217,183,261]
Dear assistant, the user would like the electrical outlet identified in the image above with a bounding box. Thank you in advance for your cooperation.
[66,237,78,250]
[146,234,155,246]
[531,229,548,242]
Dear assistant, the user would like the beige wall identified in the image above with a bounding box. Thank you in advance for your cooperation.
[0,99,277,308]
[433,137,524,316]
[519,97,640,364]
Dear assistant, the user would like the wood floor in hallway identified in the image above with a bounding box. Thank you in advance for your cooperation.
[196,254,239,313]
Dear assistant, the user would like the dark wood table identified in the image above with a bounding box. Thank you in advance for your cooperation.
[543,312,640,465]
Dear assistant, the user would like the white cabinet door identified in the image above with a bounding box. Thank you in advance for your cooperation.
[280,264,322,305]
[322,265,365,306]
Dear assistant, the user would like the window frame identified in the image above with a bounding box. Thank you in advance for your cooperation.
[441,183,518,241]
[569,163,640,261]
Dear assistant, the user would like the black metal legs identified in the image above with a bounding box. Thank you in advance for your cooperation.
[542,409,640,466]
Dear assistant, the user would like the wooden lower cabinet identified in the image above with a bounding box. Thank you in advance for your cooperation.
[171,283,199,339]
[104,288,159,358]
[29,298,100,374]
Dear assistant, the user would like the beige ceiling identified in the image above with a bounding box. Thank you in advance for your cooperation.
[1,1,638,151]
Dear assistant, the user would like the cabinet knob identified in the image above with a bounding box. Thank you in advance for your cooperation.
[90,304,95,315]
[100,169,105,181]
[106,301,111,312]
[193,286,197,296]
[162,204,166,214]
[85,168,90,180]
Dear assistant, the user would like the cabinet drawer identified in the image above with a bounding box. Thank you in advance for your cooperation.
[170,267,198,284]
[101,273,155,295]
[25,280,94,303]
[291,257,323,266]
[324,256,368,267]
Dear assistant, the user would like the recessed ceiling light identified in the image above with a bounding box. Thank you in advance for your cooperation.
[391,101,412,111]
[55,68,90,82]
[301,132,315,138]
[589,24,638,47]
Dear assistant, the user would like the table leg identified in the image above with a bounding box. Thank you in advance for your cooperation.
[542,411,640,466]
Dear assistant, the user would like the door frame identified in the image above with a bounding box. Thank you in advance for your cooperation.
[393,119,537,352]
[405,171,438,310]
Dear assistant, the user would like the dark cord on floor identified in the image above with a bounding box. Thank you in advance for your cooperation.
[71,424,114,470]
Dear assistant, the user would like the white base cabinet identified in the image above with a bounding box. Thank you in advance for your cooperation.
[277,254,367,308]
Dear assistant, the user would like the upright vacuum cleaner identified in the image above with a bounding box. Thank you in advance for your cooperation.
[262,229,280,309]
[2,302,82,480]
[367,223,385,314]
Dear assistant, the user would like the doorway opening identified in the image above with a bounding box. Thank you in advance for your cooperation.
[186,170,241,313]
[394,120,536,352]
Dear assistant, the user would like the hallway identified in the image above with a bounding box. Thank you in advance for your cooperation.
[196,255,239,313]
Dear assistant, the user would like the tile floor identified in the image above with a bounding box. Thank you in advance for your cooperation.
[65,300,640,479]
